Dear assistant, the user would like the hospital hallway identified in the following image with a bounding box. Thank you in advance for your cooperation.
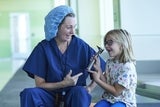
[1,0,160,106]
[0,58,160,107]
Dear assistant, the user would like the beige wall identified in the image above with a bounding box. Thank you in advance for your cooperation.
[0,0,52,58]
[77,0,101,49]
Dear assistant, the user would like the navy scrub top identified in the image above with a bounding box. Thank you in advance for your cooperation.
[23,35,105,92]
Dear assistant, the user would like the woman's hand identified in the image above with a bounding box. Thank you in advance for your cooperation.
[34,70,83,90]
[63,70,83,87]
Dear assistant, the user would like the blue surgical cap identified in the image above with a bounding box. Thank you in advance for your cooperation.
[44,5,74,41]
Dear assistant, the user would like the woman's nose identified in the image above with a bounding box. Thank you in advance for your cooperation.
[70,28,75,34]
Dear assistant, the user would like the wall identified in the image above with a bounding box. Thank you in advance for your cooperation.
[0,0,103,58]
[0,0,52,58]
[120,0,160,60]
[77,0,101,49]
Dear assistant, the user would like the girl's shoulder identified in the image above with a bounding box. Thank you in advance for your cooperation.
[124,61,135,67]
[122,62,136,73]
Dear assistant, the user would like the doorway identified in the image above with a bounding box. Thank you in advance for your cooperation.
[10,13,31,59]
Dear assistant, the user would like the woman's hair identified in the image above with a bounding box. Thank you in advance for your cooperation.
[44,5,74,41]
[104,29,136,64]
[59,13,75,27]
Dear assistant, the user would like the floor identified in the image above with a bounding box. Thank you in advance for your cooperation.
[0,58,25,91]
[0,58,160,107]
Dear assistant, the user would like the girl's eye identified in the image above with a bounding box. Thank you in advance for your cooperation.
[105,40,114,46]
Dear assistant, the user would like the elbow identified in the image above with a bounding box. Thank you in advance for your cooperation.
[111,90,122,97]
[112,84,125,97]
[113,92,121,97]
[35,82,42,87]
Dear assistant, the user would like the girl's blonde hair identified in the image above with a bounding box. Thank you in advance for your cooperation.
[104,29,136,64]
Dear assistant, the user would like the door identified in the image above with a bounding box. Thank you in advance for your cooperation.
[10,13,31,59]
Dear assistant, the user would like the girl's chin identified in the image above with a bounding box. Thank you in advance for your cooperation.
[109,54,115,58]
[108,52,113,56]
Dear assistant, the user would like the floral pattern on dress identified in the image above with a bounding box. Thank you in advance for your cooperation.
[102,59,137,107]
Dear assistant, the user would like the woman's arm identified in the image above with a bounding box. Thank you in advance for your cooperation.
[35,70,83,90]
[35,75,66,90]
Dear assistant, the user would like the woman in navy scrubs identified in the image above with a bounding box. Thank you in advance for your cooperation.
[20,5,105,107]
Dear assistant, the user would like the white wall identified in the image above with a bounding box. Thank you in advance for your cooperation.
[77,0,101,48]
[99,0,114,47]
[120,0,160,60]
[132,35,160,60]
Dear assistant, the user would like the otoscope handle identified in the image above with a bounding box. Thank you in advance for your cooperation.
[87,59,96,70]
[87,46,104,70]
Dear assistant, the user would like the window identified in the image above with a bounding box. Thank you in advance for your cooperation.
[54,0,66,7]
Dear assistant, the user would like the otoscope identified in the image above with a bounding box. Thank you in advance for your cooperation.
[87,46,104,70]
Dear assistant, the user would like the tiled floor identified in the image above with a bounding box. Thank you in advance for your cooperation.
[0,58,160,107]
[0,58,25,91]
[0,65,34,107]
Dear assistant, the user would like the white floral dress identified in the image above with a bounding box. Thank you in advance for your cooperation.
[102,59,137,107]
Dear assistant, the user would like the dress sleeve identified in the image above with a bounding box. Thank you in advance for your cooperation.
[117,63,132,89]
[23,42,48,79]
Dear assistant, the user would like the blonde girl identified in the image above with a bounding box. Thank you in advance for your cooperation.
[89,29,137,107]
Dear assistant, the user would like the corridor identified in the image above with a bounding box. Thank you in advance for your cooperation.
[0,58,160,107]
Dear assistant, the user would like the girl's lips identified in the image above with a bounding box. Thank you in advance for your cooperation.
[107,48,112,52]
[107,49,113,56]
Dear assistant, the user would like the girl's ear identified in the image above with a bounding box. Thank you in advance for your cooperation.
[120,44,124,52]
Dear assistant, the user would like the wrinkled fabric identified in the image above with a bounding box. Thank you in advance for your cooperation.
[44,5,74,41]
[20,87,91,107]
[102,60,137,107]
[21,35,106,107]
[94,99,126,107]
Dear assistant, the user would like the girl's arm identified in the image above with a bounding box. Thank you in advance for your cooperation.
[88,56,125,97]
[95,77,125,97]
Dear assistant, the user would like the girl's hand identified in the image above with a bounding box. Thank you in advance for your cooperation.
[88,69,100,82]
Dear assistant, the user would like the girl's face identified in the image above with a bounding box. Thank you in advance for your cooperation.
[104,36,122,59]
[57,16,77,42]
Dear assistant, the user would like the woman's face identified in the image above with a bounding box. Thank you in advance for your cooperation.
[104,36,122,59]
[57,16,77,42]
